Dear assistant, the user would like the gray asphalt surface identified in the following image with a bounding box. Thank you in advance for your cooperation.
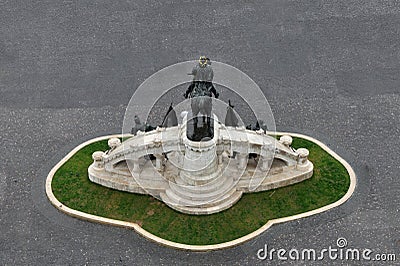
[1,0,400,265]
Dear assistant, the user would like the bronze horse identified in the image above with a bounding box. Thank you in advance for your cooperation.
[189,82,213,128]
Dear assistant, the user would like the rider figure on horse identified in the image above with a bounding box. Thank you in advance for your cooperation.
[184,56,219,99]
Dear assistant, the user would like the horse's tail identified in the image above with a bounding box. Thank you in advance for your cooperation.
[191,96,211,116]
[198,95,206,107]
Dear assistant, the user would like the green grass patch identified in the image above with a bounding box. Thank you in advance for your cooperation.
[52,137,350,245]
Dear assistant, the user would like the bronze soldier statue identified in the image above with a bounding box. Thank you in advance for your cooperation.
[184,56,219,99]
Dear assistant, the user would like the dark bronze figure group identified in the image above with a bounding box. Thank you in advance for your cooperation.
[132,56,265,141]
[183,56,219,141]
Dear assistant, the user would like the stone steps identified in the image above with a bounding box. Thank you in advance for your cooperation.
[168,176,235,201]
[179,163,222,184]
[163,186,238,207]
[160,190,243,215]
[172,172,229,193]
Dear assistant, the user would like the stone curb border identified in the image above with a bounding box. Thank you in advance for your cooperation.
[45,132,356,252]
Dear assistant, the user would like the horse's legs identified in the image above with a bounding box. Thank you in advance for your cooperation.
[192,109,199,129]
[205,100,212,135]
[191,99,199,129]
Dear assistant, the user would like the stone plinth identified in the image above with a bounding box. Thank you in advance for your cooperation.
[160,114,243,214]
[88,114,314,215]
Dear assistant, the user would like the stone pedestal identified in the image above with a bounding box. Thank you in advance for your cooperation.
[92,151,105,170]
[180,138,218,185]
[160,114,242,214]
[89,116,314,215]
[296,148,310,168]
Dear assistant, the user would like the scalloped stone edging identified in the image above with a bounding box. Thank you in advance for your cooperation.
[45,132,356,251]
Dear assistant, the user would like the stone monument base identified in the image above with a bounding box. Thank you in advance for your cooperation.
[88,115,313,215]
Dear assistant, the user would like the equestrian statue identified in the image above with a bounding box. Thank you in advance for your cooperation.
[184,56,219,140]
